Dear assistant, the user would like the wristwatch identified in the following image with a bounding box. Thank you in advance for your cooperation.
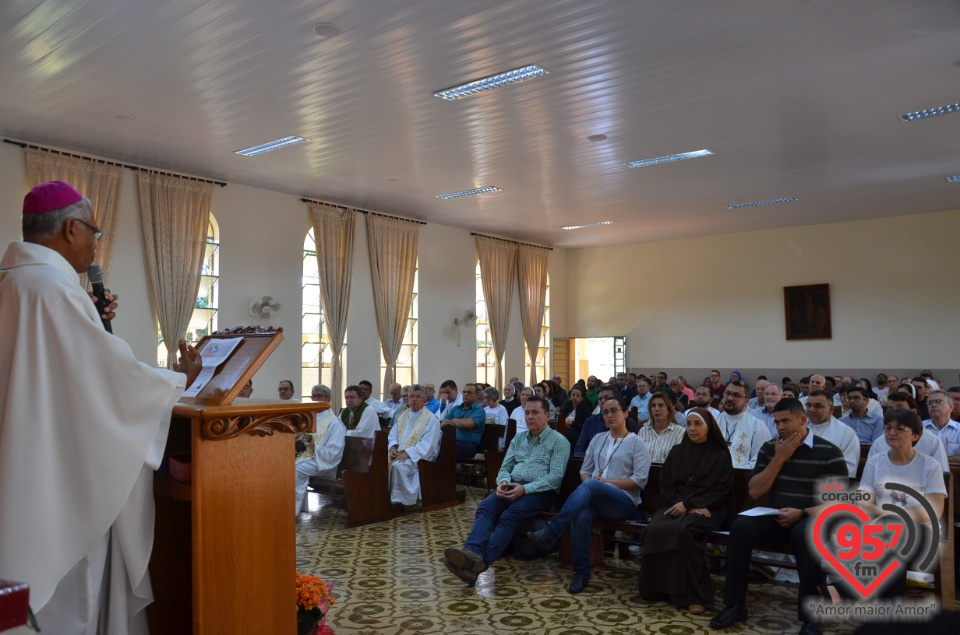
[799,508,809,519]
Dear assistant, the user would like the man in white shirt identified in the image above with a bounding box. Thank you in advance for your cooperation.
[388,384,442,506]
[383,382,404,418]
[924,391,960,456]
[804,391,860,477]
[340,385,380,439]
[690,385,721,419]
[359,379,393,419]
[747,379,769,411]
[277,379,295,400]
[714,381,771,469]
[436,379,463,420]
[750,383,782,439]
[296,384,346,514]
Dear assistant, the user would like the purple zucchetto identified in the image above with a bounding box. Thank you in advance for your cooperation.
[22,181,84,215]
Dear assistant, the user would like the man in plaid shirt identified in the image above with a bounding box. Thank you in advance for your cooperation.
[444,396,570,585]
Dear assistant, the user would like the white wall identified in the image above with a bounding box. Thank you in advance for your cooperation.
[0,142,565,398]
[563,208,960,378]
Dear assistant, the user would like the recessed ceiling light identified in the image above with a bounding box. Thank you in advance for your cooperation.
[313,23,341,39]
[115,114,136,121]
[433,65,548,101]
[436,186,502,200]
[559,220,617,230]
[235,136,308,157]
[624,149,713,168]
[900,103,960,122]
[725,197,797,209]
[947,175,960,182]
[587,134,608,142]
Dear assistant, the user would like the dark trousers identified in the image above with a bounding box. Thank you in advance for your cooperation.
[724,515,820,622]
[455,440,479,461]
[464,489,556,566]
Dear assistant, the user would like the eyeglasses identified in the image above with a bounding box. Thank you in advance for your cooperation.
[848,396,864,402]
[75,218,103,242]
[723,391,745,399]
[601,408,622,417]
[928,399,947,406]
[883,424,912,434]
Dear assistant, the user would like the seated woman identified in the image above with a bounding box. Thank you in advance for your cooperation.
[637,408,733,614]
[557,385,592,445]
[499,382,520,414]
[637,392,686,463]
[526,397,650,594]
[510,387,534,432]
[856,408,946,600]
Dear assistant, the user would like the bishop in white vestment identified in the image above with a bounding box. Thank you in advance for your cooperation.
[0,182,202,635]
[387,385,442,506]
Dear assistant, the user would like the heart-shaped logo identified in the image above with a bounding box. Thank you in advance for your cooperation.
[811,503,903,598]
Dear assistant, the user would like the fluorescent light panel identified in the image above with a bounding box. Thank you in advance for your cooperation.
[436,186,502,200]
[726,198,797,209]
[235,136,308,156]
[624,149,713,168]
[947,175,960,183]
[901,103,960,122]
[434,65,548,101]
[559,220,617,230]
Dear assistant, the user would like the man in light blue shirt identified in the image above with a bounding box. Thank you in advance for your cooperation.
[840,386,884,443]
[629,377,652,422]
[924,391,960,456]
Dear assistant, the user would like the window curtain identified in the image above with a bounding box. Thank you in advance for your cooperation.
[309,202,356,412]
[366,214,419,393]
[25,147,124,285]
[138,172,213,367]
[475,236,517,391]
[517,244,549,385]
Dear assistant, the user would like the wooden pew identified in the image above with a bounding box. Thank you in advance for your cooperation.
[419,424,461,512]
[457,420,517,491]
[309,430,392,527]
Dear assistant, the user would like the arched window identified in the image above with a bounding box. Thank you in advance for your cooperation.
[157,216,219,366]
[475,261,497,385]
[302,228,343,397]
[381,263,418,389]
[524,274,550,382]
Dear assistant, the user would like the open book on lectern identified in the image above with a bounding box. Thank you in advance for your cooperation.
[176,326,283,406]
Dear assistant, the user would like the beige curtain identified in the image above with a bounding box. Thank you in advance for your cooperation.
[25,147,124,284]
[138,172,213,367]
[309,203,356,412]
[366,214,420,393]
[517,244,550,385]
[475,236,517,390]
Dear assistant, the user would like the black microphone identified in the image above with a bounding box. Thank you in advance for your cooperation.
[87,264,113,334]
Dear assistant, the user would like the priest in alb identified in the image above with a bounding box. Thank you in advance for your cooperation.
[0,181,202,635]
[296,384,346,514]
[388,384,442,506]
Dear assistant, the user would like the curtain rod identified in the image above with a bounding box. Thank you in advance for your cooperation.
[300,198,426,225]
[3,138,227,187]
[470,232,552,251]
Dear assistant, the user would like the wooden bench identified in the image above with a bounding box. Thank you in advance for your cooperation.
[309,429,392,527]
[419,424,462,512]
[457,421,516,491]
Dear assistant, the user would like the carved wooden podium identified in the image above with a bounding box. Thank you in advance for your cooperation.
[148,329,327,634]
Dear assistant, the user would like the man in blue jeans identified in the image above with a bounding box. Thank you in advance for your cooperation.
[444,396,570,585]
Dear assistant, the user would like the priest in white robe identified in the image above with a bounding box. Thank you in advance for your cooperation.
[296,384,346,514]
[0,181,202,635]
[388,384,442,506]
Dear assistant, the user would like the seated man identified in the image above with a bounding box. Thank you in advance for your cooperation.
[444,396,570,585]
[295,384,346,514]
[690,385,721,419]
[840,386,884,443]
[923,390,960,456]
[387,384,442,506]
[750,383,782,439]
[442,382,486,460]
[803,390,860,477]
[714,380,771,468]
[710,398,847,635]
[340,384,379,439]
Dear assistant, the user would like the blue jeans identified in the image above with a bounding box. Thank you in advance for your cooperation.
[544,479,641,576]
[455,440,479,461]
[464,488,556,566]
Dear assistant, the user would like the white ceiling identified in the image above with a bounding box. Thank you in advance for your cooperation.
[1,0,958,248]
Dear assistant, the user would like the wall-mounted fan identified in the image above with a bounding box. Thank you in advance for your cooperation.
[454,310,478,347]
[249,295,282,321]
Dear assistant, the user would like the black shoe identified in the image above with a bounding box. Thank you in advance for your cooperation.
[443,547,486,574]
[799,621,823,635]
[443,559,479,586]
[709,605,748,629]
[567,574,590,594]
[526,527,559,551]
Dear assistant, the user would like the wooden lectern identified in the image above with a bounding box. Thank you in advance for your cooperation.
[148,328,327,634]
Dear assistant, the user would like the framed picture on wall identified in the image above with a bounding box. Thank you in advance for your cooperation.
[783,284,831,341]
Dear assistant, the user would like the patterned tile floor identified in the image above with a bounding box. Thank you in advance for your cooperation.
[296,487,945,635]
